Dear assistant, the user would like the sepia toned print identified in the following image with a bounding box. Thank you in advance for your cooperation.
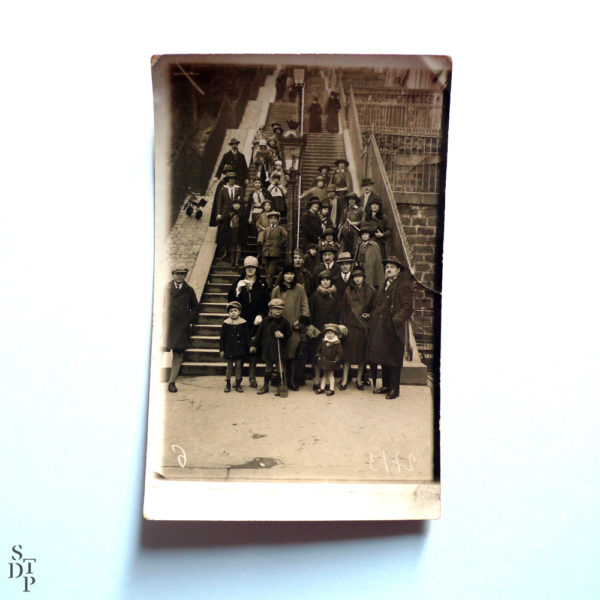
[144,54,450,520]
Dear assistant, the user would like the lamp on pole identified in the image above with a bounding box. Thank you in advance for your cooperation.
[292,68,305,136]
[285,150,301,256]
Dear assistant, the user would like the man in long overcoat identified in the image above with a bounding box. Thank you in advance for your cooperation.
[215,137,249,193]
[302,197,323,245]
[163,268,199,393]
[366,256,413,399]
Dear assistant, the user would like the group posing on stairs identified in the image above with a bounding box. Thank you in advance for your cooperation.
[164,114,414,401]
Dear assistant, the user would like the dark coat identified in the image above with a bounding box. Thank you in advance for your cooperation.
[216,149,249,182]
[303,251,319,273]
[334,272,354,301]
[216,184,244,218]
[309,285,339,332]
[316,338,343,370]
[312,261,340,288]
[227,275,270,331]
[163,281,199,351]
[340,281,377,363]
[303,210,323,244]
[262,224,287,258]
[362,211,391,258]
[308,101,322,132]
[253,315,292,362]
[367,274,413,367]
[331,169,352,192]
[361,191,382,209]
[222,204,249,247]
[219,318,250,359]
[357,239,384,289]
[325,97,341,133]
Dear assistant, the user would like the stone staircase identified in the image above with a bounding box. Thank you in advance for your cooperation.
[264,101,298,131]
[300,133,347,196]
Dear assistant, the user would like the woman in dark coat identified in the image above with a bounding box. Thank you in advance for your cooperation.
[325,91,342,133]
[227,256,270,388]
[308,97,322,132]
[339,266,376,390]
[362,199,392,259]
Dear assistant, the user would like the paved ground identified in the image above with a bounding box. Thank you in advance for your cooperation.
[156,376,434,483]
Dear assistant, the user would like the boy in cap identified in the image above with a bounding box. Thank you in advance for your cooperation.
[164,268,199,393]
[251,298,292,396]
[262,211,287,288]
[315,323,344,396]
[219,301,250,393]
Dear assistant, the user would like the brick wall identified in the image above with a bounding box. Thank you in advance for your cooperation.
[397,201,442,366]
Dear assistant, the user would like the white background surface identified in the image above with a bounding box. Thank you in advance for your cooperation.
[1,2,599,599]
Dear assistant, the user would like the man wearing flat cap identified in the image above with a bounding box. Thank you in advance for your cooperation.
[366,256,413,399]
[215,137,249,193]
[163,268,199,393]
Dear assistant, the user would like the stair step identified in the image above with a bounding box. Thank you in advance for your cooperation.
[179,361,427,384]
[199,302,228,313]
[201,292,229,302]
[197,312,231,324]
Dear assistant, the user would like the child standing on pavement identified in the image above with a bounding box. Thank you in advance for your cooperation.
[315,323,344,396]
[219,301,250,393]
[251,298,292,396]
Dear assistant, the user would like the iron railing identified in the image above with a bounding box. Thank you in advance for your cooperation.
[375,131,443,194]
[356,100,443,131]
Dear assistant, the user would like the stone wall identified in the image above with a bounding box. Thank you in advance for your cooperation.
[397,200,442,365]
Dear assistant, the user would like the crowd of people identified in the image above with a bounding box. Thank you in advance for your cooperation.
[164,119,413,401]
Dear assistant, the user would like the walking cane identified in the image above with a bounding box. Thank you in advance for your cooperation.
[276,337,288,398]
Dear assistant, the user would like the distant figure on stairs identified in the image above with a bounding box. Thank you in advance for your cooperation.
[308,96,322,133]
[325,91,341,133]
[215,137,249,194]
[330,159,353,227]
[313,165,331,187]
[275,70,288,101]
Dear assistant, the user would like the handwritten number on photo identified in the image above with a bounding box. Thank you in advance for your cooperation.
[171,444,187,468]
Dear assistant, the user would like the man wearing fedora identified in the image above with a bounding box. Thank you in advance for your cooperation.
[360,177,381,209]
[163,268,199,393]
[334,251,355,298]
[215,137,249,193]
[331,158,353,227]
[366,256,413,399]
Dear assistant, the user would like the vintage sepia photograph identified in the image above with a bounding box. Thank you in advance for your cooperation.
[144,54,450,520]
